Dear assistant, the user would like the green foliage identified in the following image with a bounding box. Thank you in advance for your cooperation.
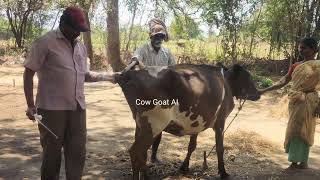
[124,0,141,12]
[0,16,12,40]
[260,78,273,88]
[170,15,201,39]
[1,0,320,68]
[120,25,149,51]
[90,24,149,52]
[244,0,320,59]
[200,0,260,61]
[0,16,9,32]
[24,10,53,47]
[164,37,223,62]
[252,73,274,88]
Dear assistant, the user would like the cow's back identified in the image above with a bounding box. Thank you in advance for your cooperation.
[117,64,233,136]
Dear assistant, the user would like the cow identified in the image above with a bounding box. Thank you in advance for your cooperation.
[115,63,260,179]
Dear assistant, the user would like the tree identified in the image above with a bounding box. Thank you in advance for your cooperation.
[78,0,94,67]
[170,15,201,39]
[106,0,125,71]
[253,0,320,61]
[124,0,140,60]
[4,0,44,48]
[201,0,256,63]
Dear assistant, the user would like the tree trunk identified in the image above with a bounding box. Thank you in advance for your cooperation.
[6,6,32,48]
[6,8,22,48]
[106,0,125,72]
[83,11,94,68]
[306,0,316,36]
[124,1,138,60]
[249,1,263,57]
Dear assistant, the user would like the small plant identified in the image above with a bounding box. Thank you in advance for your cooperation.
[252,73,274,88]
[259,78,273,88]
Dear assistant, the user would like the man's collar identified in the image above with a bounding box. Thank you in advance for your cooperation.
[56,29,65,39]
[148,42,162,53]
[55,29,80,42]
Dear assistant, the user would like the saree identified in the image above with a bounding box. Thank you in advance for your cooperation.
[284,60,320,162]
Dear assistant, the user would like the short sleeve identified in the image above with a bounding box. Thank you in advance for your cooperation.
[133,46,144,62]
[287,62,301,78]
[23,38,48,72]
[167,49,176,65]
[82,44,89,73]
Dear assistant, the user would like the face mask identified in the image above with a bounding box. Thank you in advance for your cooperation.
[151,34,165,48]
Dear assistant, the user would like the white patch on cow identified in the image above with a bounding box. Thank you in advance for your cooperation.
[214,85,225,121]
[216,69,225,114]
[208,69,225,128]
[145,66,168,78]
[141,105,206,137]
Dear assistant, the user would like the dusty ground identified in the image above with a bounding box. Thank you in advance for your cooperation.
[0,65,320,180]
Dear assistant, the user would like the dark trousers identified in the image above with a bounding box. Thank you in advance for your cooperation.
[37,104,86,180]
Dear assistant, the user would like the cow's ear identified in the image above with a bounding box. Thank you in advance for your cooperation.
[232,64,242,73]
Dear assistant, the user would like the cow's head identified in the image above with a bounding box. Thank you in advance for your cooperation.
[223,64,260,101]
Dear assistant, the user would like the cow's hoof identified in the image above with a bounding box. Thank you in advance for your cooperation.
[179,164,189,173]
[140,171,150,180]
[220,172,230,179]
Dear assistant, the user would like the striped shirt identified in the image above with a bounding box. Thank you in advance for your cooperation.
[133,42,175,66]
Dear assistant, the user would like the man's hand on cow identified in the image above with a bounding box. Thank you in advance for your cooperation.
[101,72,121,84]
[26,106,37,120]
[129,58,145,70]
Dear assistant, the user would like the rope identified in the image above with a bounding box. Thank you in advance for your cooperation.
[204,96,247,159]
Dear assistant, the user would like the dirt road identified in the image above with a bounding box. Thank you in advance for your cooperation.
[0,65,320,180]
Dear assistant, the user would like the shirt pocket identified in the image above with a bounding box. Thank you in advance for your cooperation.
[75,53,87,73]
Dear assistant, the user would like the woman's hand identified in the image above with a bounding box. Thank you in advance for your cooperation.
[258,88,267,95]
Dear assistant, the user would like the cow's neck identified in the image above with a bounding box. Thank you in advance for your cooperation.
[223,70,236,97]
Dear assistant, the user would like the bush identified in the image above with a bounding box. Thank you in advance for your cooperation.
[252,73,274,88]
[259,78,273,88]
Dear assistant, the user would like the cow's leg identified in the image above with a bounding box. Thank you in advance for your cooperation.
[215,125,229,179]
[129,118,155,180]
[129,127,141,180]
[180,134,198,172]
[151,132,162,163]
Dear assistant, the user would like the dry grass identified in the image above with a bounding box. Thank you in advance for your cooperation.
[99,131,287,179]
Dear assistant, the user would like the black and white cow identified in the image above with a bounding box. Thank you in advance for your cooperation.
[115,63,260,179]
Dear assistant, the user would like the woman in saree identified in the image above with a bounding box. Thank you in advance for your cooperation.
[260,37,319,170]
